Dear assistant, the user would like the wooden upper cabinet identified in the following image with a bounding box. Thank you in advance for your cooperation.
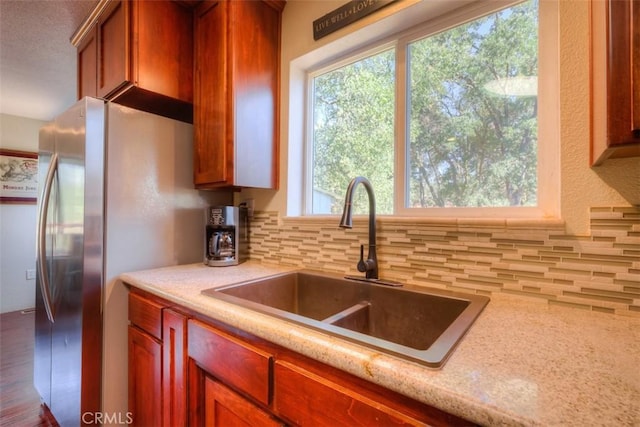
[193,0,284,189]
[77,26,98,99]
[74,0,194,123]
[96,0,128,98]
[591,0,640,165]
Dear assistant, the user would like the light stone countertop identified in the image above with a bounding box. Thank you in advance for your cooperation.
[120,261,640,427]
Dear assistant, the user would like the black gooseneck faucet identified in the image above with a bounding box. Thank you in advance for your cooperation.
[339,176,378,280]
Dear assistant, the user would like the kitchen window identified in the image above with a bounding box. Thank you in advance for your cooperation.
[303,0,558,218]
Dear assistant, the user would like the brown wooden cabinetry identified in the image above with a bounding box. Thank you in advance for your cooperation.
[128,291,188,427]
[128,326,162,426]
[193,0,284,189]
[185,318,473,426]
[188,319,283,426]
[274,360,436,426]
[129,326,162,426]
[74,0,194,123]
[591,0,640,165]
[204,377,282,427]
[77,26,98,99]
[128,292,163,427]
[188,319,272,406]
[128,288,474,426]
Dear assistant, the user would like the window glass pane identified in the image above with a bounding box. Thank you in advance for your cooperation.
[311,48,395,215]
[407,0,538,208]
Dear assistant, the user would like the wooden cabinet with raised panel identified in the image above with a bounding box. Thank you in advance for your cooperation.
[128,290,188,427]
[193,0,285,189]
[128,288,473,426]
[204,377,282,427]
[74,0,194,123]
[187,319,283,426]
[128,292,163,426]
[591,0,640,165]
[77,25,98,99]
[128,326,162,426]
[185,317,473,427]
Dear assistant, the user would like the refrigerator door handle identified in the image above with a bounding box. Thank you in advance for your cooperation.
[37,152,58,323]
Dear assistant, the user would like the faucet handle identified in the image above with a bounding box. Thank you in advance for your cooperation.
[357,244,368,273]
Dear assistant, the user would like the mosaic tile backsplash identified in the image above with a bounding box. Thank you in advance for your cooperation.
[248,206,640,316]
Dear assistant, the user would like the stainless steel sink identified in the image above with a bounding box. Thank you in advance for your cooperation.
[202,271,489,367]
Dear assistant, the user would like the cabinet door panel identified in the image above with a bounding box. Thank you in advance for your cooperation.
[77,26,97,99]
[194,0,231,186]
[128,325,162,427]
[134,0,193,102]
[230,0,279,188]
[607,0,640,145]
[591,0,640,164]
[205,377,282,427]
[193,0,283,189]
[97,0,130,98]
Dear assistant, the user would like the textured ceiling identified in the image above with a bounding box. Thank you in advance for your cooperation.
[0,0,97,121]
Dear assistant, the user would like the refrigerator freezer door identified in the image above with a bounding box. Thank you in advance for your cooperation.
[34,119,56,409]
[34,97,105,426]
[50,99,88,425]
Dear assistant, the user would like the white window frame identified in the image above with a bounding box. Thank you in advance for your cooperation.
[304,42,398,215]
[294,0,559,219]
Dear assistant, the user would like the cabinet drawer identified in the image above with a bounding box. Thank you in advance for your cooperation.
[129,292,164,340]
[274,360,426,427]
[188,319,272,406]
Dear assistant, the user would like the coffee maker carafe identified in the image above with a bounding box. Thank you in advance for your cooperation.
[205,206,248,266]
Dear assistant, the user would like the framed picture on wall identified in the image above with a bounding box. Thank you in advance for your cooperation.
[0,149,38,204]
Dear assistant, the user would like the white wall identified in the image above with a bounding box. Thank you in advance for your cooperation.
[0,113,43,313]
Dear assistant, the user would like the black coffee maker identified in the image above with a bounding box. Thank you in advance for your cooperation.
[204,205,248,266]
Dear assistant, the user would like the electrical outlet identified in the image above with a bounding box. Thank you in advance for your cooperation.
[26,269,36,280]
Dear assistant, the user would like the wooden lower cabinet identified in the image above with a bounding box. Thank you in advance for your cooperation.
[187,319,272,405]
[274,360,435,426]
[204,377,283,427]
[128,291,188,427]
[187,319,283,426]
[128,288,475,427]
[128,325,162,427]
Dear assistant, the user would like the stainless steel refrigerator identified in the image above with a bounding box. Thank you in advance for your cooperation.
[35,97,226,426]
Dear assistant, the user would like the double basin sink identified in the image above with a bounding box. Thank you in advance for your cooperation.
[202,271,489,367]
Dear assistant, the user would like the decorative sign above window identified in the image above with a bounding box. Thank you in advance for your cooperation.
[313,0,397,41]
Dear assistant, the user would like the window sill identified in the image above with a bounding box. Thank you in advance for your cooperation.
[282,215,565,231]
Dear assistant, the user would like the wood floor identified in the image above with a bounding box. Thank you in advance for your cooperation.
[0,309,56,427]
